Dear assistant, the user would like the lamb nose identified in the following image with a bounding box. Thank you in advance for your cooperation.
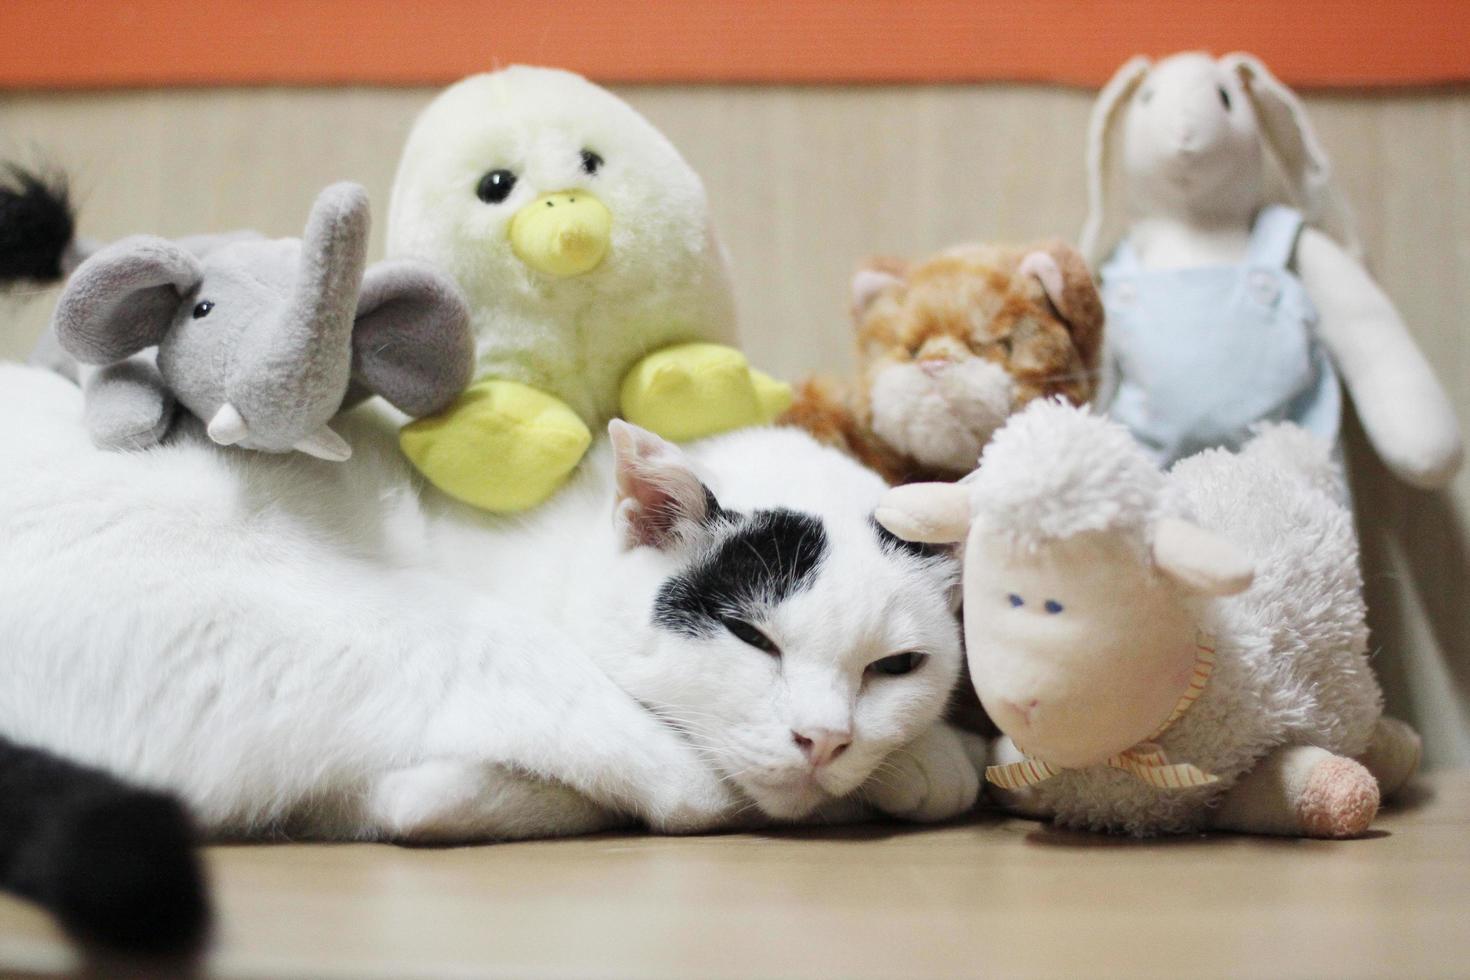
[792,728,853,767]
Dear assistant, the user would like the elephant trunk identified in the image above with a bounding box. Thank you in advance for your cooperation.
[211,183,370,458]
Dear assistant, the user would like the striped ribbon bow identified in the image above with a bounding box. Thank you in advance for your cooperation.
[985,631,1220,791]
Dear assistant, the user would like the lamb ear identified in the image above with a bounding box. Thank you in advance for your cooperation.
[350,259,475,417]
[609,420,718,550]
[53,236,201,364]
[1150,517,1254,596]
[874,482,973,545]
[1080,56,1151,266]
[1223,52,1362,257]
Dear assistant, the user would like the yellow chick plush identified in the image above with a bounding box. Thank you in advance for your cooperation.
[388,66,789,511]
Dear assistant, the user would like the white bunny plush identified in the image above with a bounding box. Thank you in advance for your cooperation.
[1081,51,1462,489]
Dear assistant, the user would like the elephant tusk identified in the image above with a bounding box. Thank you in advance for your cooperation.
[293,425,352,462]
[207,403,249,446]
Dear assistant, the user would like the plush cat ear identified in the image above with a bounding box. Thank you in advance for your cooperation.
[609,420,719,550]
[850,260,906,319]
[1019,241,1106,375]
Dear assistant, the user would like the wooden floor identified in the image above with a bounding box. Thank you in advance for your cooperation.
[0,772,1465,979]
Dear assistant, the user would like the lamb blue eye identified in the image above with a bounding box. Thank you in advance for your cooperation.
[192,300,214,319]
[1007,594,1024,608]
[721,617,780,656]
[868,652,927,677]
[1044,599,1064,615]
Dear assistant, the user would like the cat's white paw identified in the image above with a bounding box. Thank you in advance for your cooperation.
[639,750,741,834]
[368,760,486,840]
[865,724,981,822]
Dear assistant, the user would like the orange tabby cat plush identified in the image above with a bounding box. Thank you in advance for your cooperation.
[784,241,1105,484]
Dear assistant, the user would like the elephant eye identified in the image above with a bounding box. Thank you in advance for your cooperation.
[868,652,927,677]
[475,169,517,204]
[192,301,214,319]
[580,149,603,175]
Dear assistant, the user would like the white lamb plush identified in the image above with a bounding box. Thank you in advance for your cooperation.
[877,399,1421,837]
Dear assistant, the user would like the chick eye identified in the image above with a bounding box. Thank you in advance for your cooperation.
[868,652,927,677]
[475,169,518,204]
[1044,599,1064,615]
[192,300,214,319]
[580,149,604,175]
[1218,86,1232,111]
[1007,593,1024,608]
[721,617,780,656]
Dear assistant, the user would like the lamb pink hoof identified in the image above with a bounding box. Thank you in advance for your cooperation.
[1298,756,1380,838]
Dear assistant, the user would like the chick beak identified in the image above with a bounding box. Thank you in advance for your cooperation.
[508,190,612,277]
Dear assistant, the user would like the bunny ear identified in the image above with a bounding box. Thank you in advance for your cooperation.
[1080,56,1152,267]
[1223,52,1362,258]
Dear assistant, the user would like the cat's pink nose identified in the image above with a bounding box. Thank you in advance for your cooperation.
[792,728,852,768]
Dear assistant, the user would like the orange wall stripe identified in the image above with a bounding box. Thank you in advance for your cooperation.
[2,1,1469,89]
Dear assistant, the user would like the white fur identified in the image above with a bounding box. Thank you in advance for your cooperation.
[0,363,975,841]
[386,66,737,424]
[868,358,1015,474]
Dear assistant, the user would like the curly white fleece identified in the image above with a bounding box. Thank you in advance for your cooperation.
[977,406,1381,835]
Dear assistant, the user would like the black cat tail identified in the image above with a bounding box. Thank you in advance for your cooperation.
[0,163,76,286]
[0,735,211,956]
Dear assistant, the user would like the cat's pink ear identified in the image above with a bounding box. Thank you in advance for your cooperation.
[609,420,718,550]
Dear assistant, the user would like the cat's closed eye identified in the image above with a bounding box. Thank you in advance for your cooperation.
[721,616,780,656]
[867,651,927,677]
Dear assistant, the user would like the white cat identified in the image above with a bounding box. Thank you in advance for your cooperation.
[0,362,979,842]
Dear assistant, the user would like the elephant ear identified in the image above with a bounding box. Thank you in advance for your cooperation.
[53,235,202,364]
[351,259,474,417]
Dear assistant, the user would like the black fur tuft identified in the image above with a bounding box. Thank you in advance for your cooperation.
[653,508,829,638]
[0,164,76,284]
[0,736,210,957]
[870,515,948,562]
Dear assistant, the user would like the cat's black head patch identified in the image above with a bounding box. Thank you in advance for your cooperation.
[653,509,829,638]
[870,515,947,562]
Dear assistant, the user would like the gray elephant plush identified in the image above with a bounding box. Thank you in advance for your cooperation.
[33,180,473,459]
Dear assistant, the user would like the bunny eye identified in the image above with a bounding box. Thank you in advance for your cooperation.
[1007,593,1024,608]
[192,301,214,319]
[1138,88,1154,105]
[1218,86,1232,111]
[1044,599,1064,615]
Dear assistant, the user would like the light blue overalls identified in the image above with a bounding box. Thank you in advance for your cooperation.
[1100,205,1341,467]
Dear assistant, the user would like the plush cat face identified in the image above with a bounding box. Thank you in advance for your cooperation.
[608,423,963,820]
[853,242,1104,477]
